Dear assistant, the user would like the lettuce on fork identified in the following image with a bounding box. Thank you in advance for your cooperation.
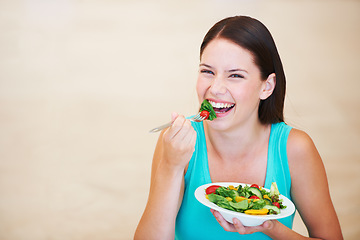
[199,100,217,121]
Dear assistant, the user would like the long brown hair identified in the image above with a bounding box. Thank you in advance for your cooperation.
[200,16,285,124]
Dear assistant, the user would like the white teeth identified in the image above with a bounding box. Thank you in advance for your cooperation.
[208,100,234,109]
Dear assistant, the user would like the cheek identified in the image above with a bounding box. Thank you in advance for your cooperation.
[231,82,263,103]
[196,77,208,99]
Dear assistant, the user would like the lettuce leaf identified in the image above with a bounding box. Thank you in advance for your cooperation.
[215,187,239,200]
[208,193,235,211]
[229,199,248,211]
[199,100,217,121]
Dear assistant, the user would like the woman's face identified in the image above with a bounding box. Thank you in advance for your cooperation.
[196,38,269,131]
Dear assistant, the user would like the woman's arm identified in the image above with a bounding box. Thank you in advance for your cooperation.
[285,129,343,239]
[210,129,343,240]
[134,114,197,240]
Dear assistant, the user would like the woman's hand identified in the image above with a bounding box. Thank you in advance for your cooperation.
[210,209,275,235]
[211,209,310,239]
[161,112,197,170]
[134,113,197,240]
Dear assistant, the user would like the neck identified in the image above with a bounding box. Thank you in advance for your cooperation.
[204,120,271,162]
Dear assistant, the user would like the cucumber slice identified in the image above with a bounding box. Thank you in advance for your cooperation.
[264,205,280,214]
[264,199,272,205]
[248,187,263,199]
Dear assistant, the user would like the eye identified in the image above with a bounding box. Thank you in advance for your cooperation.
[229,73,244,79]
[200,69,214,75]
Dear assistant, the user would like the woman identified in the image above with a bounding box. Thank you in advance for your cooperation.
[134,16,343,240]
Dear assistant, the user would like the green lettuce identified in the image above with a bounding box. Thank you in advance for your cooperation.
[229,200,248,211]
[208,193,235,211]
[199,100,217,121]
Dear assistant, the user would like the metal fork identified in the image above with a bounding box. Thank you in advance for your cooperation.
[149,112,206,133]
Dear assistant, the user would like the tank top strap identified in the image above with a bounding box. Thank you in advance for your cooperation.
[264,122,293,199]
[184,121,211,185]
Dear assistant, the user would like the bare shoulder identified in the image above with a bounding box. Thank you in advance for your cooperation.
[287,128,317,156]
[286,128,325,182]
[287,128,321,166]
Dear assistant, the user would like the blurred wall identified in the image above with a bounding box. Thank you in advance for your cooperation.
[0,0,359,239]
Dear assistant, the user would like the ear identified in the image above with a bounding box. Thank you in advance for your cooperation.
[260,73,276,100]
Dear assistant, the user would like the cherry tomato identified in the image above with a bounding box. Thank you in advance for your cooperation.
[250,184,260,189]
[249,195,260,199]
[205,185,221,195]
[273,202,281,208]
[200,110,209,120]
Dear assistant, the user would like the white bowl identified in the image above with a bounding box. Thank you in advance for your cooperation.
[195,182,296,226]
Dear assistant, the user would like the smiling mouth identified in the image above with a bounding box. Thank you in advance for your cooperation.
[208,100,235,114]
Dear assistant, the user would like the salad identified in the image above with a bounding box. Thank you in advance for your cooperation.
[205,182,286,215]
[199,99,217,121]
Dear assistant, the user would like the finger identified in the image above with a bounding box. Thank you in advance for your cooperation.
[175,119,194,142]
[171,116,189,140]
[211,210,236,232]
[233,219,273,235]
[171,112,179,121]
[181,123,197,153]
[171,115,186,130]
[163,112,180,135]
[232,218,247,234]
[169,120,196,154]
[166,115,186,139]
[262,220,275,230]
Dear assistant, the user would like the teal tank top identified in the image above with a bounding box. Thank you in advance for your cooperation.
[175,121,295,240]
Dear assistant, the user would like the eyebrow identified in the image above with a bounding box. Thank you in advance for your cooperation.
[199,63,248,73]
[199,63,213,69]
[228,68,248,74]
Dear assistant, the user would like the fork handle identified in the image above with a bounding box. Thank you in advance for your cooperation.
[149,121,172,133]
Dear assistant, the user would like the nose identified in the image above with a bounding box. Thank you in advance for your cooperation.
[209,78,227,95]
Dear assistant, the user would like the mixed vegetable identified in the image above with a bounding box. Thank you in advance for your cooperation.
[205,182,286,215]
[199,100,217,121]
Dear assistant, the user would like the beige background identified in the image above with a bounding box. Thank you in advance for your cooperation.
[1,0,359,239]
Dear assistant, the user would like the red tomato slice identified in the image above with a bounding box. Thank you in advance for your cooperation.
[272,202,281,208]
[205,185,221,195]
[250,184,260,189]
[249,195,260,199]
[200,110,209,120]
